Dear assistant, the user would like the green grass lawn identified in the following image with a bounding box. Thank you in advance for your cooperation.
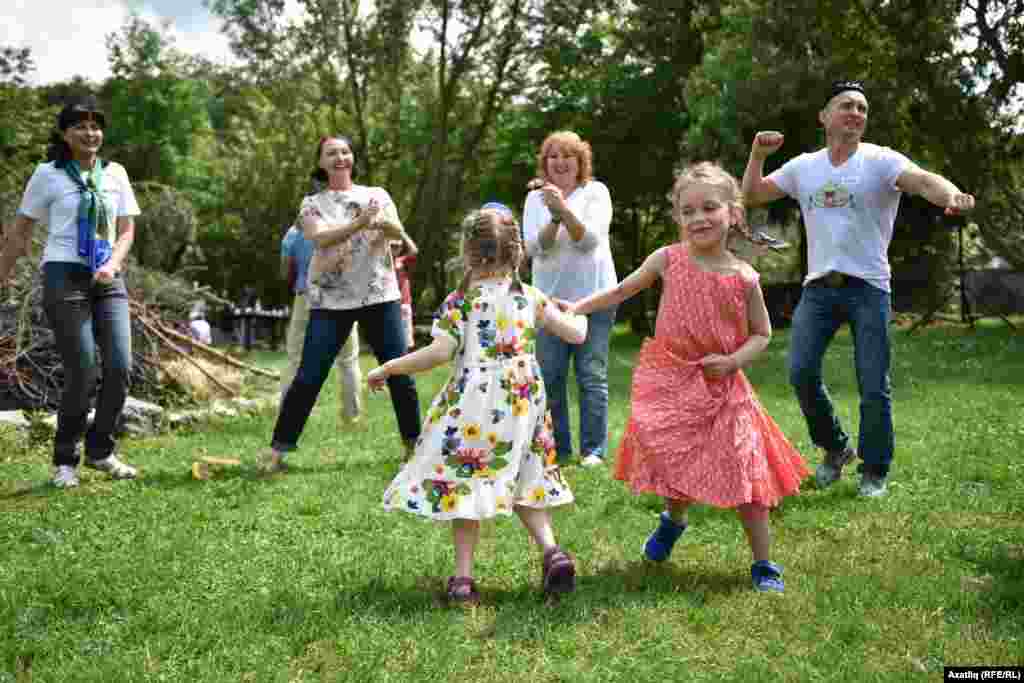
[2,323,1022,682]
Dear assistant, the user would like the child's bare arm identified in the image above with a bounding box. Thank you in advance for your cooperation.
[733,279,772,365]
[367,337,457,390]
[539,299,588,344]
[699,276,772,378]
[573,247,668,316]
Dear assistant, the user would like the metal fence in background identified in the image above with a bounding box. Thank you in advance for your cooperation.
[763,270,1024,327]
[963,270,1024,317]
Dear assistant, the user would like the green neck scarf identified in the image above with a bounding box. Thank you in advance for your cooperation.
[64,159,112,271]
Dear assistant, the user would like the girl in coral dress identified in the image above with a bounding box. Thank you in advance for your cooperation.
[369,204,589,605]
[568,162,808,593]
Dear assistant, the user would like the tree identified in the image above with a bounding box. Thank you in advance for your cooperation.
[682,0,1017,300]
[102,17,217,196]
[206,0,423,302]
[956,0,1024,112]
[198,83,323,301]
[131,182,201,274]
[209,0,583,308]
[0,48,54,224]
[484,2,708,332]
[0,46,34,87]
[400,0,554,305]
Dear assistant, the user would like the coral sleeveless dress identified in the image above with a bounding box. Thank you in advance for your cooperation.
[615,245,808,508]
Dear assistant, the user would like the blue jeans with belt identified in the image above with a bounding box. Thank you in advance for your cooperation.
[42,262,133,467]
[787,277,893,477]
[271,300,420,451]
[536,308,616,462]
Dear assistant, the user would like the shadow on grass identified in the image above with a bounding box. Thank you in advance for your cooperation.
[100,455,404,493]
[254,562,748,644]
[584,557,747,598]
[0,480,54,501]
[771,483,865,513]
[372,562,742,616]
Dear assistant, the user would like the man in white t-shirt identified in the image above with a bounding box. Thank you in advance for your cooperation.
[742,80,975,498]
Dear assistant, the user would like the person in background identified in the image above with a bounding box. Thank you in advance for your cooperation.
[280,219,363,423]
[0,95,140,488]
[742,79,976,498]
[188,304,213,345]
[522,130,616,468]
[391,233,419,348]
[263,134,420,471]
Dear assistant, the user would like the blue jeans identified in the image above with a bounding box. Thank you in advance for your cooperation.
[536,308,615,461]
[42,262,132,467]
[272,300,420,451]
[787,280,893,477]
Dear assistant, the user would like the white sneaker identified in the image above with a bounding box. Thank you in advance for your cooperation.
[53,465,80,488]
[85,455,137,480]
[858,472,888,498]
[580,454,604,468]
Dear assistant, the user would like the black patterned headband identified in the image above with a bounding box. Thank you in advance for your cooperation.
[826,80,865,107]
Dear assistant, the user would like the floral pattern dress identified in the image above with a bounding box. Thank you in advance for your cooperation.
[383,280,573,520]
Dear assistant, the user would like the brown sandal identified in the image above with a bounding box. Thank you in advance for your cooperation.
[542,546,576,595]
[445,576,480,606]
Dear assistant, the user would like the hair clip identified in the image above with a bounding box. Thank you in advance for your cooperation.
[481,201,513,215]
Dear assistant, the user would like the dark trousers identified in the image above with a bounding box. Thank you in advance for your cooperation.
[42,262,132,467]
[271,300,420,451]
[788,278,893,477]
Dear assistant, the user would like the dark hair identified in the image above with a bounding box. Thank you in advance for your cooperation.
[47,95,107,168]
[457,207,525,294]
[310,135,355,184]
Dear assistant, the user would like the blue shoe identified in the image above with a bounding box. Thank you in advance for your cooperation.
[751,560,784,593]
[643,512,687,562]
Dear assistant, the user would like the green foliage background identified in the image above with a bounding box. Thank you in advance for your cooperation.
[2,0,1022,319]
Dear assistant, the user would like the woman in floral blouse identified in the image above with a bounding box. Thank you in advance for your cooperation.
[263,135,420,470]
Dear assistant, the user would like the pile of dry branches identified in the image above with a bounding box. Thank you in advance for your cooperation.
[0,240,277,411]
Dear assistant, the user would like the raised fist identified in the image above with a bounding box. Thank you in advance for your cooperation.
[751,131,784,160]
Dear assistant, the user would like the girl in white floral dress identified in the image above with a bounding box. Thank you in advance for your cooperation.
[368,204,588,605]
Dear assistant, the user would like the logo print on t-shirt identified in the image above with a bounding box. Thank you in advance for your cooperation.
[809,180,854,209]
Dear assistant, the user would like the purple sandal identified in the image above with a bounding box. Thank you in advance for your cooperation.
[542,546,576,595]
[445,576,480,606]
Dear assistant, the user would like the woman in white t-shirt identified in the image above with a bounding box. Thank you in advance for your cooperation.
[0,96,140,488]
[263,135,421,471]
[522,131,617,468]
